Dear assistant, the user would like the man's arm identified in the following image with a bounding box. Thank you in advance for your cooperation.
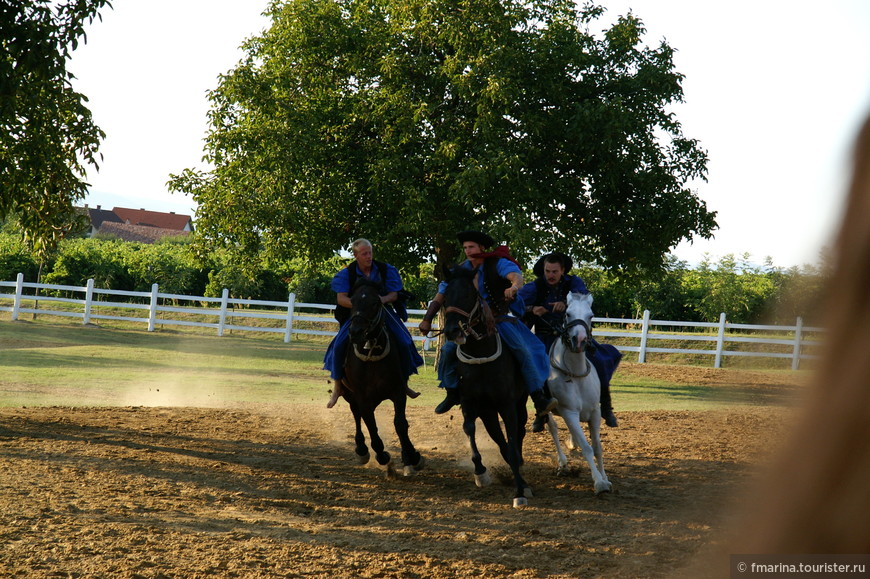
[505,271,524,301]
[419,294,444,336]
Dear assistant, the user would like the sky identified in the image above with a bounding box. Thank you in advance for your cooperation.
[69,0,870,269]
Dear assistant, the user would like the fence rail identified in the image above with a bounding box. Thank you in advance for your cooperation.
[0,274,822,370]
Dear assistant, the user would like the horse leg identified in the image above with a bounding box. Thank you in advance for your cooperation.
[562,410,611,494]
[587,415,611,493]
[348,399,370,465]
[515,395,529,467]
[480,409,532,507]
[359,406,391,469]
[462,412,490,487]
[545,412,571,475]
[391,393,424,476]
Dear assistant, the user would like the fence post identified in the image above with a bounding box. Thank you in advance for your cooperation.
[791,316,804,371]
[714,312,727,368]
[147,283,159,331]
[218,288,229,337]
[11,272,23,321]
[284,292,296,343]
[83,278,95,325]
[638,310,651,363]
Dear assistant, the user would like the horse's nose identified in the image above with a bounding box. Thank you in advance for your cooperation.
[349,322,365,340]
[444,324,465,344]
[570,329,588,352]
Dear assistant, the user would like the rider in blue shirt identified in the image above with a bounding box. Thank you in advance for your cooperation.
[518,252,621,429]
[418,231,558,416]
[323,238,423,407]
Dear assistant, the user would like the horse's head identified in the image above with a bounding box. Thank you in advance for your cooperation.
[563,292,594,353]
[348,278,384,341]
[442,266,492,344]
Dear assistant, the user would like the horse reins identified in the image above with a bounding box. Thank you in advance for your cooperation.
[351,303,392,362]
[446,298,503,364]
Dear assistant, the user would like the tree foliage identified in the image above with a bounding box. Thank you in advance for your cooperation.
[171,0,716,277]
[1,0,110,259]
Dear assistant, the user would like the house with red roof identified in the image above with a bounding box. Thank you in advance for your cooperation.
[80,205,194,243]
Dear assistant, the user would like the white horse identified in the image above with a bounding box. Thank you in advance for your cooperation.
[544,292,612,495]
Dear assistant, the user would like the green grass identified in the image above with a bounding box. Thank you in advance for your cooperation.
[0,317,801,411]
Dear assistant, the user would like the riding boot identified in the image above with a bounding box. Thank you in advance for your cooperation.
[530,389,558,416]
[600,379,618,427]
[531,382,553,432]
[434,388,460,414]
[531,413,549,433]
[327,379,345,409]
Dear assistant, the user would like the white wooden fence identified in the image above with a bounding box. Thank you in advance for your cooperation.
[0,273,822,370]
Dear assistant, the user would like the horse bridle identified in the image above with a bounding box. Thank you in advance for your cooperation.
[445,299,488,341]
[445,298,502,364]
[350,301,391,362]
[562,317,592,350]
[549,316,593,378]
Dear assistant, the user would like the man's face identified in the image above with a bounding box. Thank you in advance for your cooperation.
[463,241,485,259]
[354,245,373,268]
[544,261,565,287]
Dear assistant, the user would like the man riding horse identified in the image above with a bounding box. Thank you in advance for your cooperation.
[418,231,558,417]
[518,252,621,429]
[323,238,422,407]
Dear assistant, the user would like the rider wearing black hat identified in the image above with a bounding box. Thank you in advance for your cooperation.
[519,252,621,429]
[419,231,558,417]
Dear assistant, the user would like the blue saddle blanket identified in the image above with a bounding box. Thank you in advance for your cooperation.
[588,341,622,385]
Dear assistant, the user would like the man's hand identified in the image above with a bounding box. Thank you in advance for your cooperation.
[419,320,432,336]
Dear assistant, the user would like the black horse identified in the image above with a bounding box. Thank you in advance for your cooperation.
[441,268,532,507]
[342,279,424,476]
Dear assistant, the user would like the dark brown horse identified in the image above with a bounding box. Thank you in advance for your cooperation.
[342,279,424,476]
[441,267,532,508]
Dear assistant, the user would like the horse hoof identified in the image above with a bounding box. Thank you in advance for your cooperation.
[523,486,534,499]
[385,462,397,479]
[556,465,571,477]
[403,455,426,477]
[474,471,492,488]
[356,452,370,465]
[594,482,613,495]
[513,497,528,509]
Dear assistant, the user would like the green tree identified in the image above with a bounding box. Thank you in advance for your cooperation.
[1,0,111,260]
[681,253,778,324]
[170,0,715,278]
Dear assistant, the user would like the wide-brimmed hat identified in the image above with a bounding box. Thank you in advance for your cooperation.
[533,252,574,278]
[457,230,495,248]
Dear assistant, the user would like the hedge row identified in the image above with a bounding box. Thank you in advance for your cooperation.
[0,235,826,325]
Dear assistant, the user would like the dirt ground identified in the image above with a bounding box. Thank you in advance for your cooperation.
[0,365,800,578]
